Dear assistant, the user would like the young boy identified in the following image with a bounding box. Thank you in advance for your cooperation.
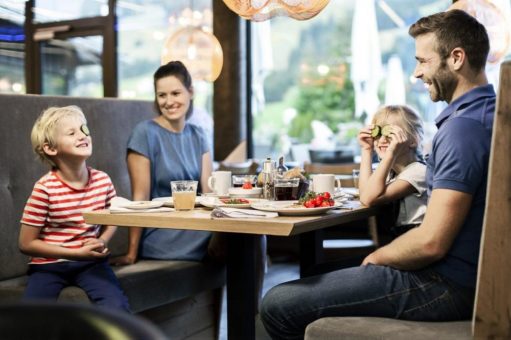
[19,105,130,312]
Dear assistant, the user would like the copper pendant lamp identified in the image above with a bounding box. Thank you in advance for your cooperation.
[162,26,223,82]
[222,0,330,21]
[449,0,510,64]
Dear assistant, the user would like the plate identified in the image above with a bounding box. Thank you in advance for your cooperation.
[228,187,262,198]
[200,197,267,209]
[251,200,341,216]
[152,196,202,207]
[118,201,164,210]
[201,192,230,199]
[342,188,359,197]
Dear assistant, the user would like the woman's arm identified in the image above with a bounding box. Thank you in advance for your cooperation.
[110,151,151,265]
[19,224,109,260]
[201,151,213,193]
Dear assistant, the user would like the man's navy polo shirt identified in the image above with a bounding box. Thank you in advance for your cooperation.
[427,84,495,288]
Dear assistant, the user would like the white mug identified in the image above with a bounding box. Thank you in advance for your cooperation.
[310,174,341,195]
[207,171,232,195]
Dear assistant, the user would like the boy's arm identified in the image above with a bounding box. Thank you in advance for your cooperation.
[19,224,109,261]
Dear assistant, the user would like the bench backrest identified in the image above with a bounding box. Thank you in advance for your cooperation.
[0,94,154,280]
[473,60,511,338]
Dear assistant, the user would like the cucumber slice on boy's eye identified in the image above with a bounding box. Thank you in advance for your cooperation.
[381,125,392,137]
[81,124,90,136]
[371,125,381,138]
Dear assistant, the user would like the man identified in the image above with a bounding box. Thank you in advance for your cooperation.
[260,9,495,340]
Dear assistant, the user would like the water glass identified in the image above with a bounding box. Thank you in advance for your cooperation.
[171,180,198,211]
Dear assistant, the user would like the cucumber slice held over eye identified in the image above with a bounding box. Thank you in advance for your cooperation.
[81,124,90,136]
[381,125,392,137]
[370,125,381,138]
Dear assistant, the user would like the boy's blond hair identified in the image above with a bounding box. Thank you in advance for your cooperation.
[371,105,425,160]
[31,105,87,168]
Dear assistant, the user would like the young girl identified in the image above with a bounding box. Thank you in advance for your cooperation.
[357,105,427,235]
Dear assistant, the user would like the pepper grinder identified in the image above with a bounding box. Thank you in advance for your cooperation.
[262,158,275,200]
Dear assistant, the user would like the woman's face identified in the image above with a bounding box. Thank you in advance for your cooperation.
[155,75,192,123]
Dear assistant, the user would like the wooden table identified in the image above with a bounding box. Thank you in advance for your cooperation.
[84,200,386,340]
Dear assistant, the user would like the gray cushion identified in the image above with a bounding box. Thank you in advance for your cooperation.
[0,260,225,313]
[305,317,471,339]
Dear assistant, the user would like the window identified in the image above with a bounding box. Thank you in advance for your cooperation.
[250,0,510,164]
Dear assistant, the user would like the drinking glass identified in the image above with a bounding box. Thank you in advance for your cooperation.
[274,178,300,201]
[352,169,360,189]
[171,180,198,211]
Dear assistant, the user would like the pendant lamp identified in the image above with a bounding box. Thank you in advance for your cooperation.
[222,0,330,21]
[449,0,510,64]
[162,26,223,82]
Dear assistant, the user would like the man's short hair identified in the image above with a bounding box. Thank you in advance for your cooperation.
[31,105,86,168]
[409,9,490,72]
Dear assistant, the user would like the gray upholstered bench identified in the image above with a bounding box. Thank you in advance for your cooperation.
[0,94,225,339]
[305,317,470,339]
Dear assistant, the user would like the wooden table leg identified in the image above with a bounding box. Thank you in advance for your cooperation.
[226,233,257,340]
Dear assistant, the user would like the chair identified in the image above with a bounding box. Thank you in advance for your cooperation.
[305,60,511,340]
[0,302,167,340]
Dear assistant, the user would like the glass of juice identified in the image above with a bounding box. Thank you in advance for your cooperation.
[170,180,198,211]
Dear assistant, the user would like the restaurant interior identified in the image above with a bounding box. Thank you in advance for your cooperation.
[0,0,510,339]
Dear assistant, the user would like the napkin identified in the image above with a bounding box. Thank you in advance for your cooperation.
[211,207,278,219]
[109,197,174,214]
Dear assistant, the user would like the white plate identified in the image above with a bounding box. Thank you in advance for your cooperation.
[228,187,262,198]
[201,192,230,199]
[200,197,267,209]
[251,200,341,216]
[118,201,164,210]
[152,196,202,207]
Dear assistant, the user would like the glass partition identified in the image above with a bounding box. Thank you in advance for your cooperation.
[40,36,103,96]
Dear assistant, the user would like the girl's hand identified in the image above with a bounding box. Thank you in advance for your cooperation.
[385,125,409,157]
[357,125,375,151]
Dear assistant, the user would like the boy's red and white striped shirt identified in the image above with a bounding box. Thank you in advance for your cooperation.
[21,168,116,264]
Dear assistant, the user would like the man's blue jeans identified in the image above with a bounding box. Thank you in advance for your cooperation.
[260,264,474,340]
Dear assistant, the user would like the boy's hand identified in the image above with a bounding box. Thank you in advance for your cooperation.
[73,243,110,260]
[82,238,107,253]
[358,125,375,151]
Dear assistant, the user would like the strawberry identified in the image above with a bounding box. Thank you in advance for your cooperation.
[242,182,253,189]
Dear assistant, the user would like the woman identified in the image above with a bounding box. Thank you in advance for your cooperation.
[111,61,214,263]
[111,62,265,305]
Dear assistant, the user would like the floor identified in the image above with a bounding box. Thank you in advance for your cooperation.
[218,260,300,340]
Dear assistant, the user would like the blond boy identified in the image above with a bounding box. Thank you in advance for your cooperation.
[19,106,130,311]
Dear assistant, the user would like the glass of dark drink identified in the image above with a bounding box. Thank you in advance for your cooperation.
[274,178,300,201]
